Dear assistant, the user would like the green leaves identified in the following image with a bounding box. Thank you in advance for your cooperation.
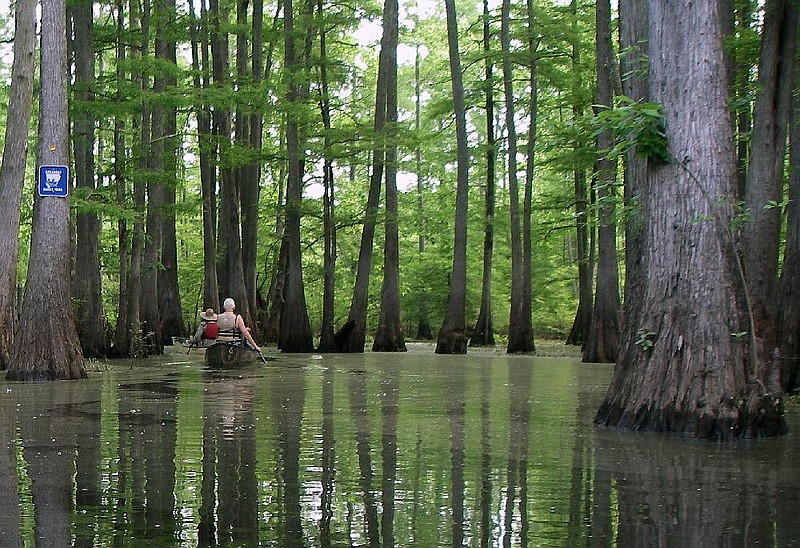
[592,96,671,164]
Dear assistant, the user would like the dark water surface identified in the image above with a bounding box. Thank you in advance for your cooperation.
[1,348,799,547]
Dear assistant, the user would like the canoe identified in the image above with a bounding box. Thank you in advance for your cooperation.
[204,341,263,368]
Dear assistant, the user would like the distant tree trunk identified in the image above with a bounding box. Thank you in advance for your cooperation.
[279,0,315,352]
[512,0,537,355]
[373,0,405,352]
[126,0,150,358]
[595,0,785,439]
[242,0,264,332]
[211,0,252,327]
[338,0,391,353]
[189,0,219,313]
[583,0,620,363]
[777,82,800,391]
[501,0,530,354]
[317,0,338,353]
[141,175,163,355]
[413,40,432,341]
[566,168,592,347]
[235,0,261,329]
[156,0,184,343]
[470,0,496,348]
[71,0,108,358]
[264,234,287,343]
[616,0,648,361]
[565,0,592,347]
[742,0,798,376]
[0,0,35,369]
[111,0,132,357]
[7,0,86,380]
[435,0,469,354]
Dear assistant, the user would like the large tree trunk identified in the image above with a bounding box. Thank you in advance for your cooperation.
[0,0,35,369]
[435,0,469,354]
[133,0,156,356]
[155,0,184,344]
[372,0,405,352]
[595,0,785,439]
[141,0,166,355]
[278,0,314,352]
[71,0,108,358]
[777,81,800,391]
[741,0,798,372]
[470,0,496,348]
[7,0,86,380]
[583,0,620,363]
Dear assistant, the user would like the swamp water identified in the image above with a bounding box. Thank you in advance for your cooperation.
[0,347,799,547]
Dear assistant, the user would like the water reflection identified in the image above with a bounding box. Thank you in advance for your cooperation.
[199,371,258,545]
[0,353,798,546]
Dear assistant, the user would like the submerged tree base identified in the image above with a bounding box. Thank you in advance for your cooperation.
[595,393,786,441]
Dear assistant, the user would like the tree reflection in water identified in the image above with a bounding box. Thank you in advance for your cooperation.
[0,353,798,546]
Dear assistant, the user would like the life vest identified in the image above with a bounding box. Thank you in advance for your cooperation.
[201,319,218,339]
[216,313,240,341]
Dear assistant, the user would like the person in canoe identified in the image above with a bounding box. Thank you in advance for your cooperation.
[187,307,218,347]
[217,297,261,352]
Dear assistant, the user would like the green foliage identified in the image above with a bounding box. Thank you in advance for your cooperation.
[634,329,656,352]
[592,96,671,164]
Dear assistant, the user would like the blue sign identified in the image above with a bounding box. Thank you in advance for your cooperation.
[37,165,69,197]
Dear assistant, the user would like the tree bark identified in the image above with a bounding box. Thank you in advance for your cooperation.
[777,76,800,391]
[0,0,35,369]
[742,0,798,372]
[435,0,469,354]
[7,0,86,380]
[372,0,405,353]
[583,0,620,363]
[595,0,785,439]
